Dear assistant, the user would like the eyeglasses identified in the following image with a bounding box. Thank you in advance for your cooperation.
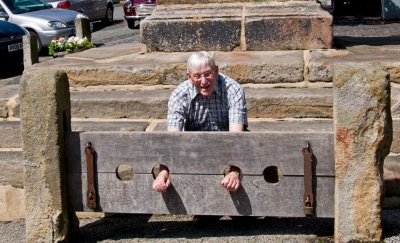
[190,71,215,81]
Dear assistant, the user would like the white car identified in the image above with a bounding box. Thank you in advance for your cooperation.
[0,0,86,51]
[46,0,114,24]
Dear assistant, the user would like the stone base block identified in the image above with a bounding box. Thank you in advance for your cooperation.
[141,1,332,52]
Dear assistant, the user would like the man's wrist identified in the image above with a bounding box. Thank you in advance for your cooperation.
[229,171,240,177]
[224,165,241,179]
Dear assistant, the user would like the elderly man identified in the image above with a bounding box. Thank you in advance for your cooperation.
[153,51,248,193]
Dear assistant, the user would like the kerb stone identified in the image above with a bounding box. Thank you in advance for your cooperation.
[333,63,392,242]
[20,69,77,242]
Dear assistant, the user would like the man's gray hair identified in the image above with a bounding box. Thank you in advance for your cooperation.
[187,51,217,74]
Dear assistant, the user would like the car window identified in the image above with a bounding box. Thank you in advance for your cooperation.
[3,0,52,14]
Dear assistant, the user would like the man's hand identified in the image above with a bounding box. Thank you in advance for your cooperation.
[221,171,240,191]
[152,169,170,192]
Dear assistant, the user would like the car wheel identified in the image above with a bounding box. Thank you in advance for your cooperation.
[28,30,42,52]
[102,4,114,25]
[127,20,136,29]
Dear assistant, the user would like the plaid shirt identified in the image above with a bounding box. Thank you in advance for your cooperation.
[167,74,247,131]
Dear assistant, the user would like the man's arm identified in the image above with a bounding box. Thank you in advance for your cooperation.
[229,123,244,132]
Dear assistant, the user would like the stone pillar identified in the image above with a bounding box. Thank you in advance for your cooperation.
[20,69,77,242]
[75,16,92,41]
[23,35,39,67]
[333,63,392,242]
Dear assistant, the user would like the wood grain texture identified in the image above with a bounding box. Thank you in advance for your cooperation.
[65,132,334,176]
[68,173,334,217]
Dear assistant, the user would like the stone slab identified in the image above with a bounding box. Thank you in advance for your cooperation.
[244,2,333,51]
[66,43,143,60]
[141,4,242,52]
[141,2,332,52]
[35,48,400,87]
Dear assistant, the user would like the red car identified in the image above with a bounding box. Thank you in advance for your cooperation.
[123,0,156,29]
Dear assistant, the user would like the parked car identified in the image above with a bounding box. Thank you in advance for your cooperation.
[123,0,156,29]
[45,0,114,24]
[0,0,86,51]
[330,0,381,16]
[0,19,27,66]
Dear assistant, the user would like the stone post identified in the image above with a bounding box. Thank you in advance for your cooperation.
[75,16,92,41]
[333,63,392,242]
[23,35,39,67]
[20,69,78,242]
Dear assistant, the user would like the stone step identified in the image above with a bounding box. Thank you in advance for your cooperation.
[4,85,400,119]
[70,87,335,119]
[69,86,400,120]
[36,47,400,87]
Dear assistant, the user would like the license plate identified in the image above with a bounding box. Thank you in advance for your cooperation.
[8,42,23,52]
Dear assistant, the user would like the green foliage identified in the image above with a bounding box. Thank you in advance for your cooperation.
[48,36,95,56]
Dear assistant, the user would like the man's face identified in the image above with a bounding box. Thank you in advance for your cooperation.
[188,65,218,97]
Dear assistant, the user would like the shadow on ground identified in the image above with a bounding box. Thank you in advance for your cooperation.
[75,214,335,242]
[333,16,400,48]
[74,209,400,242]
[0,63,23,79]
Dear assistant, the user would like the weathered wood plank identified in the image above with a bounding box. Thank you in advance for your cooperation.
[65,132,334,176]
[68,173,334,217]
